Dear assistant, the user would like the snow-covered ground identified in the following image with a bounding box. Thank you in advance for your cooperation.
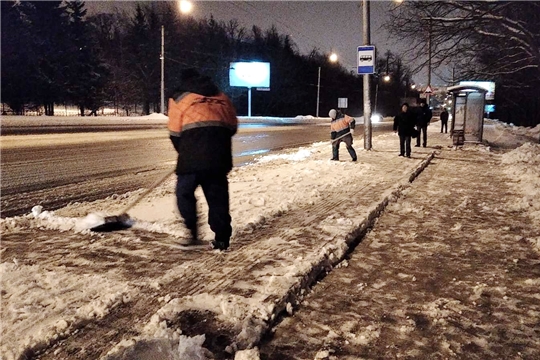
[1,117,539,359]
[0,113,330,127]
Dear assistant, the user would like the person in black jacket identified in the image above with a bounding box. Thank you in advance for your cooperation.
[168,69,238,250]
[440,107,449,133]
[416,99,432,147]
[393,103,416,158]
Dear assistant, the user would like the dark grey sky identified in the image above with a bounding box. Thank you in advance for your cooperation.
[86,1,436,85]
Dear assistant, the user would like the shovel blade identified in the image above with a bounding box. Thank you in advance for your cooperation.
[90,213,132,232]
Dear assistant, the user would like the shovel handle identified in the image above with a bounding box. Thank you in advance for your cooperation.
[120,169,175,214]
[331,131,352,144]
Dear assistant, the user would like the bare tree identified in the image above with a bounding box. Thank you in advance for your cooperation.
[386,1,540,127]
[386,1,540,82]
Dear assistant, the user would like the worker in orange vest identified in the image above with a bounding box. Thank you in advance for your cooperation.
[168,69,238,250]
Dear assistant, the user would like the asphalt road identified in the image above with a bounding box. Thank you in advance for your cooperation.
[0,122,392,217]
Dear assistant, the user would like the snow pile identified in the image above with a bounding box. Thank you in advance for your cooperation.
[177,335,212,360]
[1,262,131,359]
[501,142,540,249]
[141,112,169,120]
[235,347,261,360]
[489,120,540,140]
[0,206,90,234]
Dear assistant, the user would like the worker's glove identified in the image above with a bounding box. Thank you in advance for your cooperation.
[350,128,354,135]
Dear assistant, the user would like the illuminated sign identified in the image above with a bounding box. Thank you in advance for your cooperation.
[459,81,495,100]
[229,62,270,88]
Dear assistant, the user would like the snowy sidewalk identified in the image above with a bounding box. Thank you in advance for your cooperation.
[0,130,434,359]
[2,122,539,359]
[260,129,540,359]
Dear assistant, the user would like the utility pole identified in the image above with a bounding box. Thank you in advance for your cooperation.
[316,66,321,117]
[160,25,165,114]
[427,19,432,107]
[362,0,372,150]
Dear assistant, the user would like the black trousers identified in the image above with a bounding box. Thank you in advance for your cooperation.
[332,135,357,160]
[441,120,448,133]
[175,170,232,243]
[416,125,428,146]
[399,135,412,156]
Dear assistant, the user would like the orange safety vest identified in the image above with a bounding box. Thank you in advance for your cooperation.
[168,92,238,136]
[330,115,355,133]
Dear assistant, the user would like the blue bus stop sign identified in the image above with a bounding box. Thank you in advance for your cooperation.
[358,46,375,74]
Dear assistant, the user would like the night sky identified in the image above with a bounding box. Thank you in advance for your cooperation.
[86,1,436,85]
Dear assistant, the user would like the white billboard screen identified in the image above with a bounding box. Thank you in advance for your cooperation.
[229,62,270,88]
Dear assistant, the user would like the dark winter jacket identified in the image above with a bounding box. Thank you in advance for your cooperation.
[330,114,355,140]
[393,110,416,137]
[168,75,238,175]
[440,110,449,122]
[417,104,432,127]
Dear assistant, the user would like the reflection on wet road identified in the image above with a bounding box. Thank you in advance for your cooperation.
[0,123,328,216]
[1,121,392,216]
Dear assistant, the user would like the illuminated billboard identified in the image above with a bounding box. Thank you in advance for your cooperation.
[459,81,495,100]
[229,62,270,88]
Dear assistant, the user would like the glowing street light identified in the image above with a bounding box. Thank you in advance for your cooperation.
[179,0,193,14]
[383,74,391,82]
[411,84,416,89]
[329,52,338,63]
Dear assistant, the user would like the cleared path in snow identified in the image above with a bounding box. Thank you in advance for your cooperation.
[260,132,540,359]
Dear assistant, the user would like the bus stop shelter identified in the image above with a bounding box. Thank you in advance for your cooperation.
[447,85,487,145]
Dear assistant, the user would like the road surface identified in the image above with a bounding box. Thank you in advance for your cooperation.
[1,121,392,217]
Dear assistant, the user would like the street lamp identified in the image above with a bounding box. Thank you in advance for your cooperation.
[160,1,193,114]
[316,52,338,117]
[179,0,192,13]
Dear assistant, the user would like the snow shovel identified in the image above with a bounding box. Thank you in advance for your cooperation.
[89,168,176,232]
[331,131,353,144]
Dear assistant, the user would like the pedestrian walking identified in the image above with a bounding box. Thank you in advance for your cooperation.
[330,109,357,162]
[440,107,449,133]
[393,103,416,158]
[168,68,238,250]
[416,99,432,147]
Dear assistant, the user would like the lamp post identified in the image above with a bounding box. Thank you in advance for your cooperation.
[160,1,193,114]
[316,52,338,118]
[316,67,321,117]
[160,25,165,114]
[373,73,391,115]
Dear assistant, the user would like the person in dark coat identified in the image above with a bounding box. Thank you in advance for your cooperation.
[330,109,357,161]
[393,103,416,158]
[416,99,432,147]
[168,68,238,250]
[440,107,449,133]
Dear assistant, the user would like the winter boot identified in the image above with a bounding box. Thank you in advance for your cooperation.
[211,233,230,251]
[179,226,198,246]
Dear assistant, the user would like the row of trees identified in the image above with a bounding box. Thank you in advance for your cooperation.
[1,1,416,118]
[2,0,108,115]
[387,1,540,127]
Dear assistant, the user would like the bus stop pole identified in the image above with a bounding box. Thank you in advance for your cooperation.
[363,0,372,150]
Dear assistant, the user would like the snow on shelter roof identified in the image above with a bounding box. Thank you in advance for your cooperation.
[447,85,488,94]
